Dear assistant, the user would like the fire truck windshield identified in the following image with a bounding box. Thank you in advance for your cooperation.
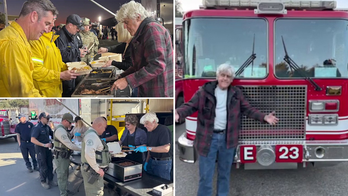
[184,18,268,78]
[275,19,348,78]
[0,110,8,116]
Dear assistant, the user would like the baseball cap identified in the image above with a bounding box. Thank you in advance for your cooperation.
[39,112,51,119]
[62,113,74,123]
[82,17,90,26]
[66,14,85,30]
[17,113,26,118]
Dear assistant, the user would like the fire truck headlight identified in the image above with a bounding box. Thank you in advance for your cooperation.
[310,101,325,111]
[323,115,338,125]
[315,147,325,159]
[309,115,323,125]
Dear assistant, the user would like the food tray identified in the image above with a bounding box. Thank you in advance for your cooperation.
[70,66,92,75]
[66,61,92,75]
[99,53,122,62]
[112,152,127,158]
[86,67,116,79]
[72,78,115,97]
[90,60,107,68]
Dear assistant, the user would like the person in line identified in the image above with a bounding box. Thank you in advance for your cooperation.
[53,113,81,196]
[133,112,172,181]
[119,115,147,163]
[15,114,38,173]
[72,116,88,142]
[175,63,279,196]
[31,112,56,189]
[55,14,87,97]
[30,14,79,97]
[0,0,58,97]
[80,17,99,64]
[81,117,110,196]
[111,1,173,97]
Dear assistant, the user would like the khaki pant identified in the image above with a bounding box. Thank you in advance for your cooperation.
[81,168,104,196]
[54,156,70,196]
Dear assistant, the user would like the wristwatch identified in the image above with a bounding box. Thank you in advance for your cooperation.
[148,147,152,151]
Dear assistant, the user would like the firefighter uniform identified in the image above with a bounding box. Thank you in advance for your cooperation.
[29,32,68,97]
[53,117,81,196]
[0,21,41,97]
[31,121,54,185]
[81,128,111,196]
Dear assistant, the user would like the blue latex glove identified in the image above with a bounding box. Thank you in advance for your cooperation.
[128,145,135,150]
[101,138,106,142]
[134,146,147,153]
[74,132,81,137]
[144,162,148,171]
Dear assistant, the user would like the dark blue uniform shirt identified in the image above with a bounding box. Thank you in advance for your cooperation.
[100,125,118,141]
[15,121,34,142]
[31,122,53,143]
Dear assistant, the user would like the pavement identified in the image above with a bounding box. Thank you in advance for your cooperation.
[0,139,118,196]
[175,123,348,196]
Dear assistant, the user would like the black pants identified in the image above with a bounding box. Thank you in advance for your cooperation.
[20,141,37,169]
[62,79,76,97]
[36,146,53,183]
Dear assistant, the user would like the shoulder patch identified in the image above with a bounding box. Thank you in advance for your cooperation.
[86,139,94,146]
[61,134,68,140]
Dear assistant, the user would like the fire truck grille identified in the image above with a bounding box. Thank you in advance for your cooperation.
[238,85,306,141]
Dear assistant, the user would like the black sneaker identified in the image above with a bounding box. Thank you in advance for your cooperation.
[27,168,33,173]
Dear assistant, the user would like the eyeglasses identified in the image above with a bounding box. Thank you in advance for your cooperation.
[125,123,131,126]
[219,73,233,79]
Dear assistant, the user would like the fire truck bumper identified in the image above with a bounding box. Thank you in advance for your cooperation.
[177,132,197,163]
[0,133,17,139]
[236,140,348,169]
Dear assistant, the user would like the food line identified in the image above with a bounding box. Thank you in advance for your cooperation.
[70,152,173,196]
[67,53,130,97]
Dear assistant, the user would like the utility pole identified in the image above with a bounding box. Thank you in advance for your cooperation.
[4,0,8,26]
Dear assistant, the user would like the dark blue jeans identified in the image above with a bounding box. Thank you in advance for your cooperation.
[20,141,37,169]
[36,146,53,183]
[146,158,172,181]
[197,133,236,196]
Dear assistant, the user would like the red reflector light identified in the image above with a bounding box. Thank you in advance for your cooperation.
[325,102,338,110]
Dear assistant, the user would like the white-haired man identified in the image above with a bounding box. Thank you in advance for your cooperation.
[111,0,173,97]
[133,112,172,181]
[175,64,279,196]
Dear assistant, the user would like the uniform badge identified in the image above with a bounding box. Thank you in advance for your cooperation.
[28,125,31,128]
[86,139,94,146]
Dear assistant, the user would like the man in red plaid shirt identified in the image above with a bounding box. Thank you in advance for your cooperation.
[111,1,173,97]
[175,63,279,196]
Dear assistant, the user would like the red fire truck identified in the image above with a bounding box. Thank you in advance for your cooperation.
[177,0,348,169]
[0,109,17,142]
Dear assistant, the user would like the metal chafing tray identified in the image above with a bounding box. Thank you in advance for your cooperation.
[86,67,117,80]
[106,159,142,182]
[72,78,115,97]
[72,78,132,97]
